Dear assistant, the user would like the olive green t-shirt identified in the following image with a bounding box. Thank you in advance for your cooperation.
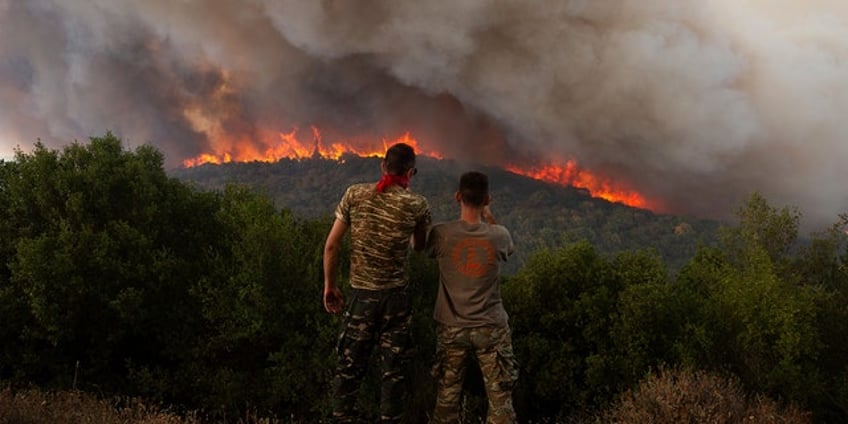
[335,182,431,291]
[426,220,514,327]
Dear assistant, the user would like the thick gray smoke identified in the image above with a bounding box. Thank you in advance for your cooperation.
[1,0,846,229]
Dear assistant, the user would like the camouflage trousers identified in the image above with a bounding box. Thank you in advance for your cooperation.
[431,324,519,424]
[332,286,413,423]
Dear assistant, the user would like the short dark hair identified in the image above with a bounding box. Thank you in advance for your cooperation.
[384,143,416,175]
[459,171,489,206]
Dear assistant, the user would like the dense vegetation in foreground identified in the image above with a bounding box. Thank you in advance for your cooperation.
[1,134,846,422]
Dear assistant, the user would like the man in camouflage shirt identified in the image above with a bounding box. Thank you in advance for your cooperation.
[426,171,519,424]
[323,142,431,423]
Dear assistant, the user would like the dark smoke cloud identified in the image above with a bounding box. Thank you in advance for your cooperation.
[1,0,846,229]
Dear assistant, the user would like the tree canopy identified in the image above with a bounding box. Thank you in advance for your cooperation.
[1,135,846,422]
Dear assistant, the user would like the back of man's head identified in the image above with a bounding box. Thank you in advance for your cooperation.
[459,171,489,207]
[384,143,416,175]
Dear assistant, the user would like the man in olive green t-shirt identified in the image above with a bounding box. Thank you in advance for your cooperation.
[426,171,518,424]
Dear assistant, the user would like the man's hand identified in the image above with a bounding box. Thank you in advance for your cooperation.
[482,206,496,225]
[323,285,344,314]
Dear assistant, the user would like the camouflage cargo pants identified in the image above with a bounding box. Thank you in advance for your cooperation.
[332,287,413,423]
[431,324,519,424]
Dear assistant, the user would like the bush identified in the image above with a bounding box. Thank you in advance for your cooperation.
[602,367,811,424]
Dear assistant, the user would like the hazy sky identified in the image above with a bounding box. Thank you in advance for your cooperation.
[1,0,846,229]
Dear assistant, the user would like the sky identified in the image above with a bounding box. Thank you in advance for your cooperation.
[1,0,847,230]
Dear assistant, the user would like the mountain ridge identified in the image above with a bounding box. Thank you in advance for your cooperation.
[170,155,722,273]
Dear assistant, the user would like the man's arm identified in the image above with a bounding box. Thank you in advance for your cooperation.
[423,225,439,258]
[411,206,431,252]
[482,205,497,225]
[485,206,515,259]
[411,219,428,251]
[323,218,349,314]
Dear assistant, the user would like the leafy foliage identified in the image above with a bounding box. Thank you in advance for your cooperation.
[503,243,688,419]
[0,135,338,420]
[2,135,217,391]
[678,195,827,400]
[1,135,846,422]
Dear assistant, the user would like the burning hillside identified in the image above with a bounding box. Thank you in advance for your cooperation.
[3,1,846,230]
[181,127,656,210]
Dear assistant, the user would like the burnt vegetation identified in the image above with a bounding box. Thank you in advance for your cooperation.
[1,133,846,423]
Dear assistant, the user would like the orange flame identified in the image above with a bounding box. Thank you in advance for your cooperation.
[182,127,442,167]
[505,161,653,209]
[182,128,652,209]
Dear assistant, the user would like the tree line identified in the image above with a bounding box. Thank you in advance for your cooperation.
[1,133,846,422]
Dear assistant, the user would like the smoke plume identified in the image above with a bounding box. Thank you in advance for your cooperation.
[1,0,846,229]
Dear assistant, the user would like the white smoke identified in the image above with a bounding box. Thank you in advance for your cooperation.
[1,0,846,229]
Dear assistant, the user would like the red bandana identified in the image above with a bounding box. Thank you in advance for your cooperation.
[375,174,410,193]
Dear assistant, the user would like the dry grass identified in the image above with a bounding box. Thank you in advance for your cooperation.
[0,386,197,424]
[602,367,812,424]
[0,386,313,424]
[2,369,814,424]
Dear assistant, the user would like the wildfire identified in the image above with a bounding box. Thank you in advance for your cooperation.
[182,128,653,210]
[182,127,442,167]
[505,161,654,209]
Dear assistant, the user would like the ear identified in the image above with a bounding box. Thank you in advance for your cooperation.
[483,194,492,206]
[455,191,462,203]
[380,160,388,174]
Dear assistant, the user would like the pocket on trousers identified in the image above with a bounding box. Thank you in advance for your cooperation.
[495,344,519,390]
[431,348,445,380]
[335,293,359,355]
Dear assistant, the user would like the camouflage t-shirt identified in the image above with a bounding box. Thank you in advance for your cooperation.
[335,182,431,291]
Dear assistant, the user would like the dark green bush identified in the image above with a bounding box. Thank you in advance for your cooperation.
[1,136,847,422]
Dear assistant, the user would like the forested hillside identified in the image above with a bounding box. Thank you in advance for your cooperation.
[171,155,722,273]
[2,135,846,422]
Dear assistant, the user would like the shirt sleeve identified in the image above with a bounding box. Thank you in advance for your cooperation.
[418,199,432,228]
[334,186,353,223]
[497,225,515,261]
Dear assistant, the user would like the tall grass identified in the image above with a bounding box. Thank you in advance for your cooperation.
[0,386,195,424]
[602,367,812,424]
[2,367,812,424]
[0,387,304,424]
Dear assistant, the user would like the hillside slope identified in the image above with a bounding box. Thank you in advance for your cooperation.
[171,155,722,273]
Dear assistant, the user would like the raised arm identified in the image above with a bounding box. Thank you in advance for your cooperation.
[482,205,497,225]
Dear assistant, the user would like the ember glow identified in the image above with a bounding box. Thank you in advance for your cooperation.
[182,128,443,167]
[505,162,655,210]
[183,129,652,209]
[3,1,848,230]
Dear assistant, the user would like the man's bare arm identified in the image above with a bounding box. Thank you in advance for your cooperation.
[482,205,497,225]
[411,219,428,251]
[323,219,349,314]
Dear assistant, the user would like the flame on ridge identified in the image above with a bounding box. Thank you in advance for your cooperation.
[505,161,654,209]
[182,127,443,167]
[182,127,653,210]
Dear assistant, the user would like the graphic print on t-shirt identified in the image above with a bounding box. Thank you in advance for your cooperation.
[450,238,496,278]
